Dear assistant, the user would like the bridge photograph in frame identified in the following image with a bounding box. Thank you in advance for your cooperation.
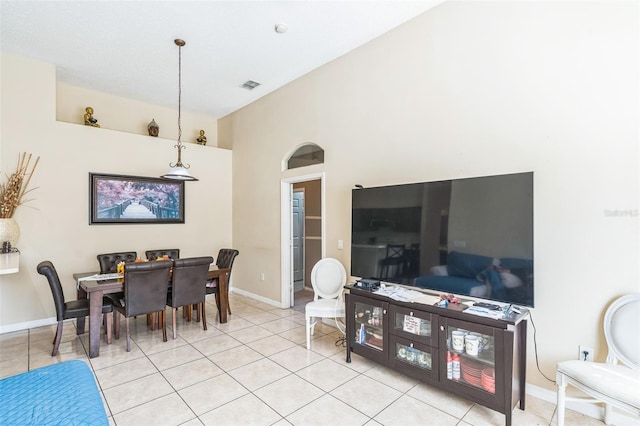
[89,173,185,224]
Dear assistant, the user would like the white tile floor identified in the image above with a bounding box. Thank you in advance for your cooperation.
[0,290,608,426]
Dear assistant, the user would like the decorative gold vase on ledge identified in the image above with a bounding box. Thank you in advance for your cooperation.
[0,218,20,246]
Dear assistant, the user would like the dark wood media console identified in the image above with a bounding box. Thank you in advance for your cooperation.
[345,285,528,426]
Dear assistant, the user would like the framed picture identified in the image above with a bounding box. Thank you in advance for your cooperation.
[89,173,185,224]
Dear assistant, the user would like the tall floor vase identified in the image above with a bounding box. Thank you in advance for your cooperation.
[0,218,20,247]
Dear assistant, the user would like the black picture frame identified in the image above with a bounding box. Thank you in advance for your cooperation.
[89,173,185,224]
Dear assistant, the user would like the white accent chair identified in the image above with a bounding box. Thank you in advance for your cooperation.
[556,293,640,425]
[305,258,346,350]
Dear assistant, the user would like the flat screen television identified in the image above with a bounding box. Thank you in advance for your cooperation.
[351,172,534,307]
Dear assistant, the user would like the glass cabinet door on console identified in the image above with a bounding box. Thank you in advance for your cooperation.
[390,305,438,346]
[388,304,439,381]
[439,317,505,407]
[389,336,438,382]
[346,294,388,364]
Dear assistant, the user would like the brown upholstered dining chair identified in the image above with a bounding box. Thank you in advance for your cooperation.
[112,260,172,351]
[145,249,180,261]
[37,260,113,356]
[142,249,179,330]
[205,248,239,315]
[167,256,213,338]
[96,251,137,318]
[144,249,180,329]
[97,251,137,273]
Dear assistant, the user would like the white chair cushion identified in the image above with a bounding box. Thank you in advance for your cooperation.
[306,298,345,317]
[558,360,640,408]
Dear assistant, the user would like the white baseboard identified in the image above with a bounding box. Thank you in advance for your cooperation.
[526,383,638,424]
[0,316,57,334]
[229,287,282,308]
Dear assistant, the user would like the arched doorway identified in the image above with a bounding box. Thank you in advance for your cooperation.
[280,144,325,308]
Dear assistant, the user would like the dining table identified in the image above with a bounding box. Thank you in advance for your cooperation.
[74,267,230,358]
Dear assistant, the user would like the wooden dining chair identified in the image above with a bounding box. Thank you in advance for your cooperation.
[112,260,172,351]
[167,256,213,338]
[37,260,113,356]
[205,248,239,316]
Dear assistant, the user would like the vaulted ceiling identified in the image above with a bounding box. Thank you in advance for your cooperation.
[1,1,445,119]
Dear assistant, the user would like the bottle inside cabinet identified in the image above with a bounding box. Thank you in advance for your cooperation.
[354,302,384,351]
[446,326,496,394]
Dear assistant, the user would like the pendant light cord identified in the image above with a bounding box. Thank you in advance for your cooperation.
[170,38,189,170]
[177,42,182,145]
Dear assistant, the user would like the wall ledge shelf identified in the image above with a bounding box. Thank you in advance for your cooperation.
[54,120,229,150]
[0,251,19,275]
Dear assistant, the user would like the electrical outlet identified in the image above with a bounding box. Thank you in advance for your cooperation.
[579,345,594,361]
[260,272,265,281]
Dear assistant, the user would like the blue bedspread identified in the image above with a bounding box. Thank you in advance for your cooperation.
[0,360,108,426]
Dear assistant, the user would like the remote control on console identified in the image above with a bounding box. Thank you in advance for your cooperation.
[473,302,502,311]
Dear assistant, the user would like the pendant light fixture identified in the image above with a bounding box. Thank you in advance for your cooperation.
[161,38,198,181]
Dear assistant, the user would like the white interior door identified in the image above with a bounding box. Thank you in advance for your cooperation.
[292,190,305,292]
[281,172,325,309]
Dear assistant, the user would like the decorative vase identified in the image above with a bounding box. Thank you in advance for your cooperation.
[0,218,20,247]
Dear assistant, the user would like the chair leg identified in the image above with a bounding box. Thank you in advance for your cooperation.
[114,311,121,340]
[226,288,231,315]
[196,303,201,322]
[52,321,63,356]
[125,317,131,352]
[172,307,177,339]
[214,293,222,317]
[161,310,167,342]
[305,315,312,350]
[201,302,207,331]
[105,313,113,345]
[148,313,157,330]
[556,372,566,426]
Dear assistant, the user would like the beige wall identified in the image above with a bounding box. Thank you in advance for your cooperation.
[0,53,232,331]
[56,83,219,147]
[221,0,639,391]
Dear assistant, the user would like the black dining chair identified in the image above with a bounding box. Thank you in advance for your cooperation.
[167,256,213,338]
[37,260,113,356]
[96,251,137,313]
[112,260,172,351]
[145,249,180,261]
[143,249,180,328]
[379,244,405,282]
[97,251,137,273]
[205,248,239,316]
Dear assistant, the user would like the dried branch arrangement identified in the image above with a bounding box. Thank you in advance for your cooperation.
[0,152,40,218]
